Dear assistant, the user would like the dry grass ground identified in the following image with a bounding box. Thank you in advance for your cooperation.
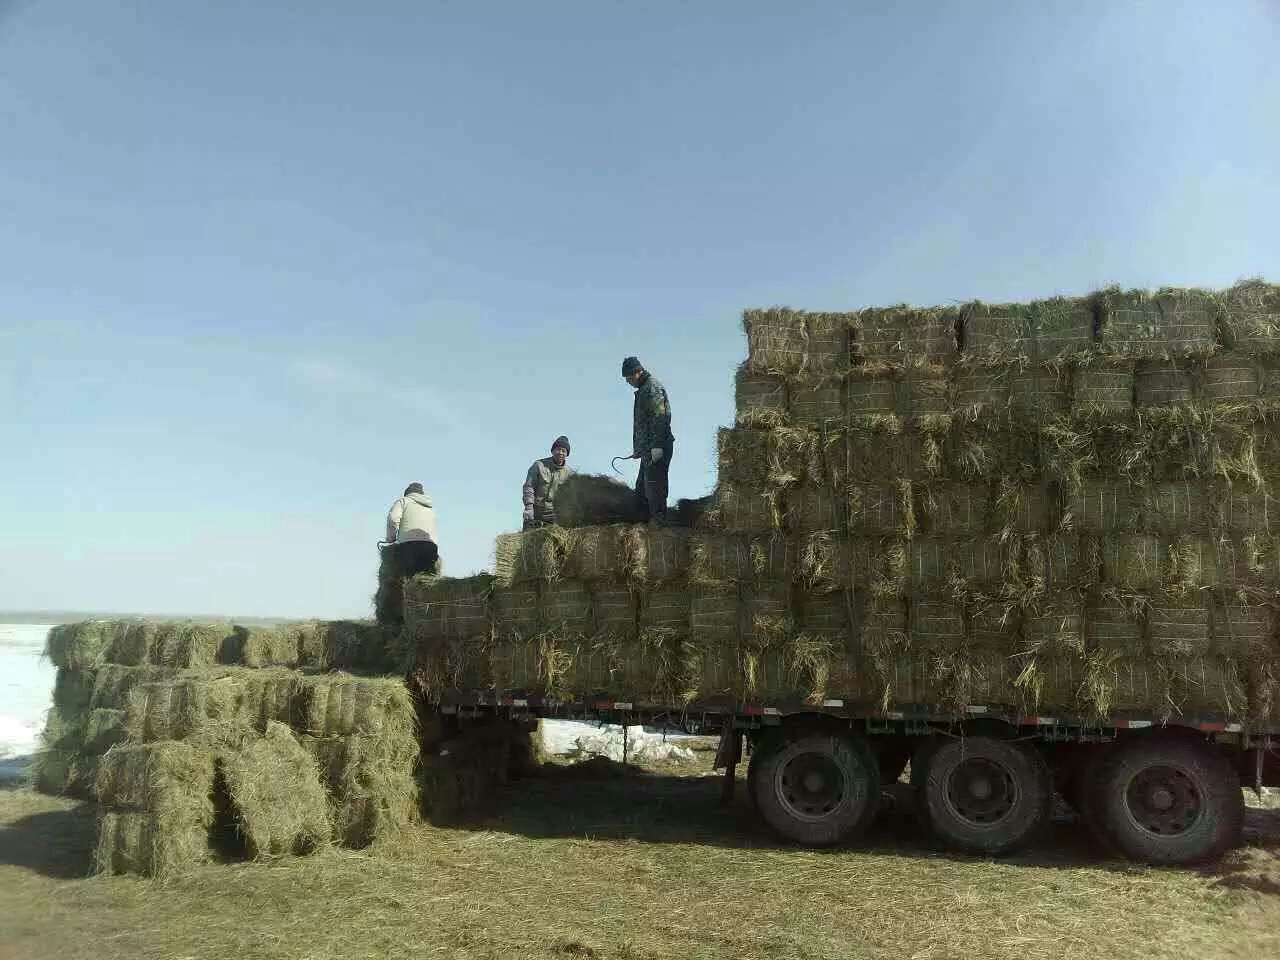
[1,754,1277,960]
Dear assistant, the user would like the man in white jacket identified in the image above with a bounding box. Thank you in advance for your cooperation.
[385,482,439,576]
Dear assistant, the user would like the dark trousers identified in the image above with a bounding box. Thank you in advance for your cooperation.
[391,539,440,577]
[636,443,674,519]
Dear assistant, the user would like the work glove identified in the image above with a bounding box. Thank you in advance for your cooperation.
[650,447,664,463]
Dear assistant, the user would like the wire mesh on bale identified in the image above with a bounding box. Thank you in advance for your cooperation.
[1213,600,1275,660]
[1098,287,1216,360]
[704,482,783,535]
[907,598,965,655]
[1200,352,1263,406]
[1135,360,1195,408]
[742,308,850,375]
[1071,361,1135,415]
[94,741,217,878]
[853,305,958,365]
[717,427,771,485]
[734,363,789,428]
[788,375,846,430]
[492,586,539,642]
[553,474,646,528]
[220,722,330,858]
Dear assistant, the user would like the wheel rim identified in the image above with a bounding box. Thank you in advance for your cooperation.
[775,749,847,822]
[1123,764,1202,838]
[944,757,1019,827]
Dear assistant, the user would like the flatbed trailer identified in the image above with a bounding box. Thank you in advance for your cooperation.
[432,689,1280,866]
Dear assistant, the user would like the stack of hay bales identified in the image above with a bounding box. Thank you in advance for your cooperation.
[408,281,1280,728]
[35,618,418,876]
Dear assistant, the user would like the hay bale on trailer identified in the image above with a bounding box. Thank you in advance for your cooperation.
[1217,279,1280,355]
[854,305,958,364]
[553,474,646,527]
[734,364,789,428]
[742,308,850,374]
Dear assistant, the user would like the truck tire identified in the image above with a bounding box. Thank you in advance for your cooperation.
[918,736,1051,856]
[1090,733,1243,865]
[751,730,880,847]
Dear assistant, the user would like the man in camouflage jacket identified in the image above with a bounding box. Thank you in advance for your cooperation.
[523,435,573,529]
[622,356,675,520]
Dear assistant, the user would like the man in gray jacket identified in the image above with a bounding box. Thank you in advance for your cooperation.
[622,356,674,521]
[523,435,573,530]
[385,482,439,575]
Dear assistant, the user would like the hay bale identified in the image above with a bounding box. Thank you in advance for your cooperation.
[591,585,636,639]
[896,365,949,417]
[295,674,416,742]
[646,528,691,583]
[918,483,989,536]
[554,473,645,527]
[303,734,418,847]
[403,575,493,641]
[741,582,792,699]
[690,586,739,649]
[1072,363,1135,412]
[1214,483,1279,534]
[788,375,845,428]
[44,621,116,671]
[1064,481,1141,533]
[222,722,330,858]
[909,537,1006,594]
[1144,481,1207,532]
[639,588,691,632]
[705,482,782,534]
[696,534,794,584]
[799,591,850,636]
[124,673,252,742]
[797,533,852,593]
[847,371,898,415]
[969,601,1020,654]
[866,539,910,599]
[1214,601,1275,659]
[743,308,850,374]
[487,636,539,693]
[734,364,789,427]
[52,667,95,717]
[1100,535,1163,591]
[854,305,958,363]
[954,365,1010,414]
[1154,288,1220,358]
[492,586,540,640]
[1146,658,1248,719]
[1099,287,1215,359]
[154,622,234,669]
[962,301,1032,360]
[1020,595,1085,657]
[1201,353,1261,405]
[791,484,844,534]
[717,427,771,484]
[1135,361,1195,407]
[493,529,570,586]
[540,580,593,636]
[849,482,914,537]
[1085,596,1146,657]
[908,599,965,654]
[94,741,216,878]
[1149,595,1212,658]
[1218,279,1280,355]
[83,708,128,755]
[1030,296,1096,360]
[1009,364,1070,416]
[564,525,625,581]
[311,620,402,674]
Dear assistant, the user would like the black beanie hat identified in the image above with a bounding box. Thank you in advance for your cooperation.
[552,435,571,454]
[621,356,643,376]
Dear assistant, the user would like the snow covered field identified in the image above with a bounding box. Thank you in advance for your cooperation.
[0,623,56,778]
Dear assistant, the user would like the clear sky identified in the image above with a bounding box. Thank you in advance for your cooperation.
[2,1,1277,619]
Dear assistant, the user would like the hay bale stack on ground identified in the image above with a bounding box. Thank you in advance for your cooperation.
[94,741,217,878]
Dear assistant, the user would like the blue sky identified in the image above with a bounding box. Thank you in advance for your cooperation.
[2,1,1277,618]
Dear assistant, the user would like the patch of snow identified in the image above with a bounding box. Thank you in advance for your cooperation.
[0,624,56,762]
[538,719,697,765]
